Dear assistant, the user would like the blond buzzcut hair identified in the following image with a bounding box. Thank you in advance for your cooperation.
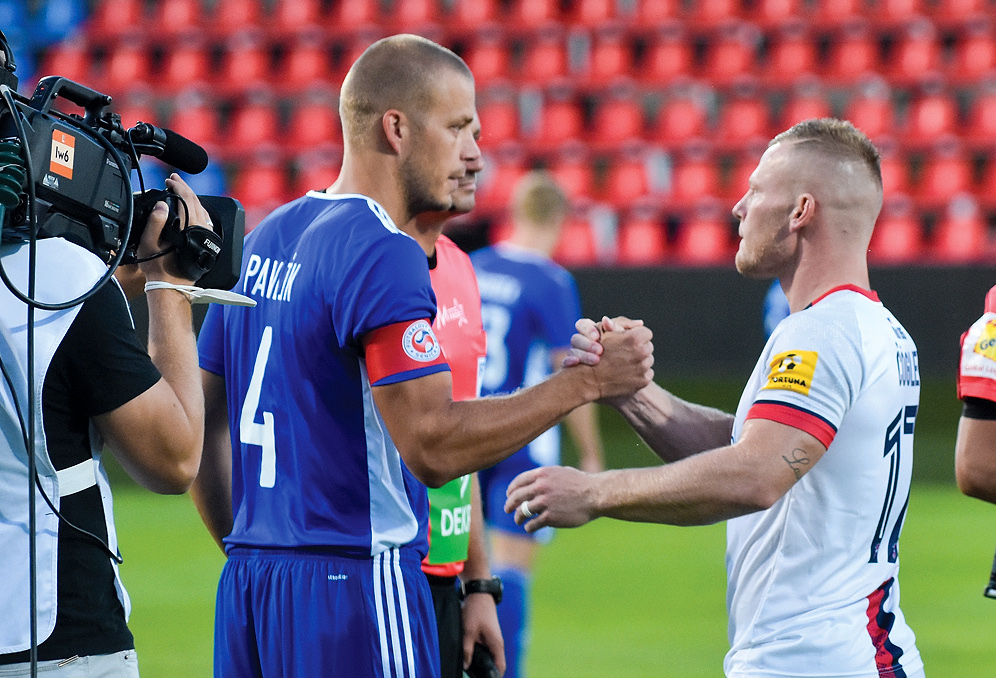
[339,34,471,143]
[770,118,882,189]
[512,171,569,228]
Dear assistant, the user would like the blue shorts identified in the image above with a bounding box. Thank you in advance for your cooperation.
[479,448,554,543]
[214,547,439,678]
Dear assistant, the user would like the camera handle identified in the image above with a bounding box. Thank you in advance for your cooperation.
[28,76,111,123]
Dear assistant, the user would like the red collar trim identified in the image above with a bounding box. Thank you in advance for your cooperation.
[809,284,879,307]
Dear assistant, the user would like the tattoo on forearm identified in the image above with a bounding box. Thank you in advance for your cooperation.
[782,448,811,481]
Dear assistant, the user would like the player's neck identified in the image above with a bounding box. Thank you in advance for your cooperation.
[782,255,870,312]
[327,156,412,228]
[402,214,446,256]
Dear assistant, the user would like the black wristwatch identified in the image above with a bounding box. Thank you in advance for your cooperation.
[460,576,503,605]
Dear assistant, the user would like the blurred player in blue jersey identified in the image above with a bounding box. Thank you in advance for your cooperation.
[471,172,604,678]
[192,35,653,678]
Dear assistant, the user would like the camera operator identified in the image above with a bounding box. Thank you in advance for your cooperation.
[0,173,211,676]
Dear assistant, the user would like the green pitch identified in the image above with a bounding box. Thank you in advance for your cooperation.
[112,377,992,676]
[116,485,996,677]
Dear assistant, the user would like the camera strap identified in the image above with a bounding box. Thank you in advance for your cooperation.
[143,280,256,306]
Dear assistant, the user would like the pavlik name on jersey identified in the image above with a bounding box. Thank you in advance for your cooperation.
[243,254,304,302]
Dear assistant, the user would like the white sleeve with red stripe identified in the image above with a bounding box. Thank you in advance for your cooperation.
[744,312,862,450]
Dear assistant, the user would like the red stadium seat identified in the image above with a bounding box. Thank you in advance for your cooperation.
[529,92,584,154]
[904,89,959,149]
[548,149,596,201]
[871,0,928,28]
[552,215,599,267]
[813,0,867,28]
[725,153,756,202]
[508,0,561,32]
[168,94,221,152]
[916,144,975,210]
[153,0,203,39]
[231,159,290,209]
[332,0,380,34]
[602,151,653,209]
[878,147,912,197]
[569,0,618,29]
[886,20,943,87]
[777,87,833,133]
[209,0,263,39]
[101,40,153,97]
[650,91,709,148]
[590,87,645,151]
[449,0,501,34]
[88,0,144,41]
[843,80,897,143]
[476,93,519,150]
[277,37,335,95]
[976,153,996,208]
[216,35,271,96]
[476,148,528,214]
[667,147,722,210]
[582,28,636,89]
[932,0,991,30]
[463,34,511,89]
[868,196,924,263]
[390,0,441,33]
[948,23,996,86]
[964,90,996,149]
[930,195,990,262]
[763,25,819,89]
[616,209,668,265]
[634,0,683,29]
[36,40,90,84]
[116,96,158,129]
[700,26,760,89]
[519,29,569,87]
[685,0,741,30]
[292,153,342,196]
[161,41,211,95]
[823,25,879,85]
[271,0,323,38]
[641,27,694,87]
[284,97,342,155]
[715,89,770,152]
[673,199,733,266]
[755,0,806,29]
[222,97,282,161]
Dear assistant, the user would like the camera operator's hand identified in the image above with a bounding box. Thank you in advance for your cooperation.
[137,173,214,286]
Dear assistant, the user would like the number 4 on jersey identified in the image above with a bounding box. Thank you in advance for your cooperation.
[241,326,277,488]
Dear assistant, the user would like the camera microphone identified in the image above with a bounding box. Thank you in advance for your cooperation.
[130,123,209,175]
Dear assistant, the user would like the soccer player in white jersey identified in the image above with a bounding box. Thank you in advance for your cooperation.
[504,119,927,678]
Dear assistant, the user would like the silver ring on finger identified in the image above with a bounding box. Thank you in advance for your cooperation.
[520,500,533,518]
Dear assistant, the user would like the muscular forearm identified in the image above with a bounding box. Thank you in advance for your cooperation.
[146,289,205,458]
[461,476,491,580]
[955,416,996,504]
[191,370,233,551]
[389,367,596,487]
[614,383,734,463]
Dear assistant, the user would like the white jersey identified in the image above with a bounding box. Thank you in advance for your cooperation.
[726,285,924,678]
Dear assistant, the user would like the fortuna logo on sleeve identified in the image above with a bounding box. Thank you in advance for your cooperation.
[762,350,818,395]
[402,319,442,362]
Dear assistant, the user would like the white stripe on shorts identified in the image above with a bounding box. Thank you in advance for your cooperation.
[373,549,416,678]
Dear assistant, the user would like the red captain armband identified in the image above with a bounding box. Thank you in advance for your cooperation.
[364,319,450,387]
[746,401,837,449]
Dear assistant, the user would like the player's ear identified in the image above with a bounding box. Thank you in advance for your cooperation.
[382,109,407,155]
[789,193,815,232]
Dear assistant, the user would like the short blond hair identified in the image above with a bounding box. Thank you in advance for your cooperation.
[512,171,569,228]
[340,34,471,143]
[771,118,882,189]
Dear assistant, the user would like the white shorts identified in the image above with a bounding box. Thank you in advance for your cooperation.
[0,650,139,677]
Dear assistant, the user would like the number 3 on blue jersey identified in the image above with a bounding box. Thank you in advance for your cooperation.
[480,303,510,392]
[241,326,276,488]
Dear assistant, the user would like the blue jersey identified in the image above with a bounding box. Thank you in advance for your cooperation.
[471,243,580,467]
[198,192,450,559]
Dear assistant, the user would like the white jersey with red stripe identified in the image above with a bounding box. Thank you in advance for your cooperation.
[725,285,925,678]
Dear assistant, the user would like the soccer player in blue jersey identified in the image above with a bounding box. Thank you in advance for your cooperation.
[192,35,653,678]
[470,171,603,678]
